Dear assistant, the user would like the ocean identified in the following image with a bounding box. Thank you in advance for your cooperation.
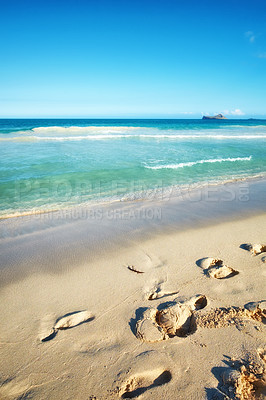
[0,119,266,217]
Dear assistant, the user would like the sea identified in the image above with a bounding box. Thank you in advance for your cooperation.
[0,119,266,218]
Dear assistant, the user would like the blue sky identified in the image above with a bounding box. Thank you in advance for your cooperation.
[0,0,266,118]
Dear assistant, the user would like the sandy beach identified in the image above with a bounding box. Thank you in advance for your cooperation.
[0,180,265,400]
[1,0,266,398]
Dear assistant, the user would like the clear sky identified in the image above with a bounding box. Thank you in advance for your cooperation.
[0,0,266,118]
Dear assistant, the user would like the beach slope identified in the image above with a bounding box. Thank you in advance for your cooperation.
[0,208,265,399]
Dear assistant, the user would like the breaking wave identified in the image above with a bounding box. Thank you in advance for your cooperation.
[144,156,252,170]
[31,126,143,134]
[1,134,266,142]
[1,124,266,142]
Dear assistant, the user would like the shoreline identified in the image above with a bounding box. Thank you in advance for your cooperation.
[1,172,266,220]
[1,177,266,289]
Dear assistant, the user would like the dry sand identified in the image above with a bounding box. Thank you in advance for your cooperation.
[0,210,265,399]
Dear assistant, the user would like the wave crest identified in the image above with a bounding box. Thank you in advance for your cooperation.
[1,134,266,143]
[144,156,252,170]
[32,126,144,134]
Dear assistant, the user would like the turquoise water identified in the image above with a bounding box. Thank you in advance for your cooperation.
[0,119,266,217]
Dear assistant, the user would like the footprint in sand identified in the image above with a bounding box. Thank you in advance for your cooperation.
[125,252,165,275]
[135,295,207,342]
[196,257,239,279]
[136,298,265,343]
[40,310,94,342]
[209,350,266,400]
[244,300,266,316]
[195,301,266,329]
[54,310,94,330]
[240,243,266,256]
[0,377,31,399]
[144,280,179,301]
[39,314,57,342]
[119,369,172,398]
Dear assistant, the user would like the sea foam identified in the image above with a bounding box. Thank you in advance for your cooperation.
[144,156,252,170]
[1,133,266,142]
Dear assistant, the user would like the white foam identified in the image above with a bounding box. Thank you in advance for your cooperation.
[144,156,252,170]
[139,134,266,139]
[32,135,127,140]
[1,134,266,143]
[2,123,266,142]
[32,126,144,134]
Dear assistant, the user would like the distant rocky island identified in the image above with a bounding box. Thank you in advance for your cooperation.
[202,114,227,120]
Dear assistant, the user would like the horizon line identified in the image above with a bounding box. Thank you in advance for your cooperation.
[0,117,265,120]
